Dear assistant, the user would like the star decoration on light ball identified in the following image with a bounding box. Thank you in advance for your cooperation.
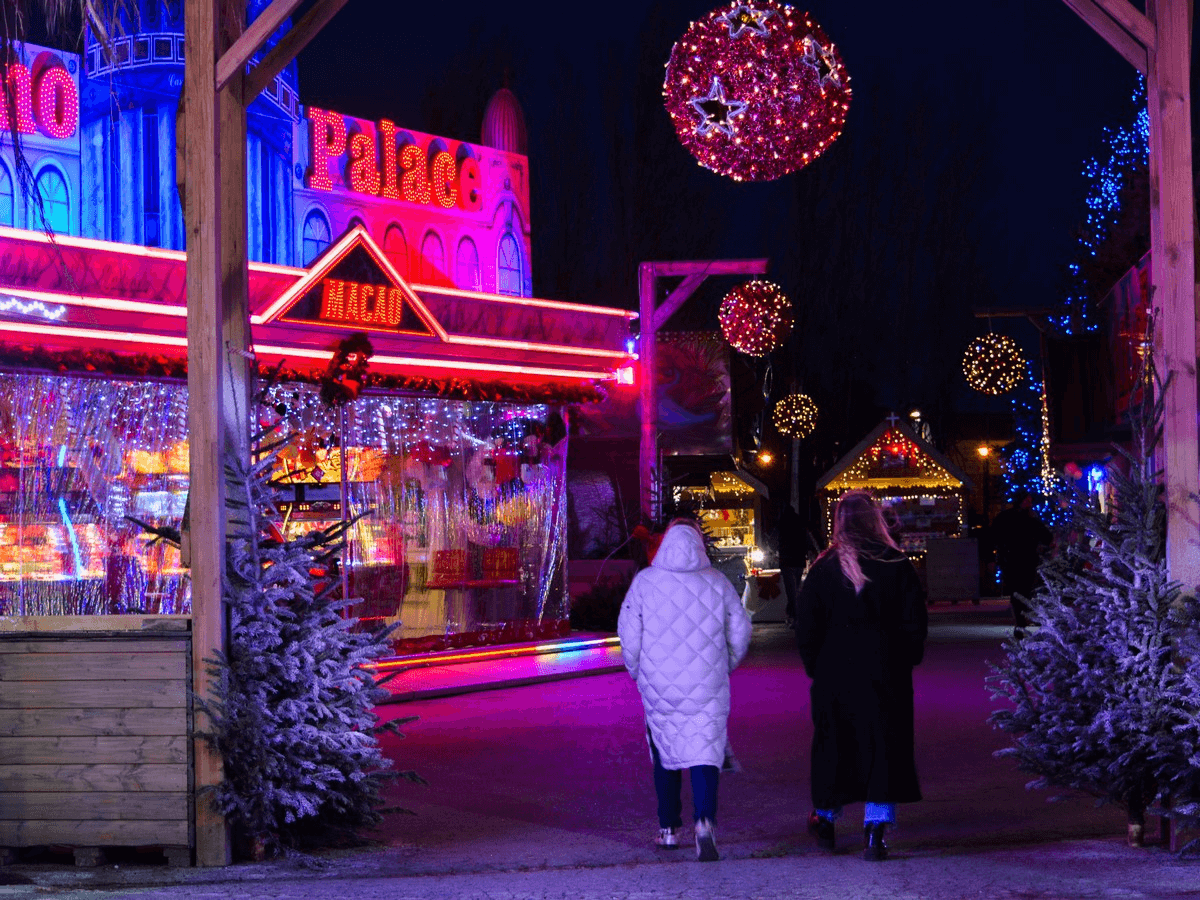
[963,334,1026,396]
[774,392,818,439]
[690,77,748,137]
[664,0,851,181]
[718,280,793,356]
[717,3,773,38]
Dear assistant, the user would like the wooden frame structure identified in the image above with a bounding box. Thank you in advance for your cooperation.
[1062,0,1198,589]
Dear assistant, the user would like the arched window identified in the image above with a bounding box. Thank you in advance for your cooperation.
[420,230,444,283]
[456,237,481,291]
[302,209,331,265]
[0,162,13,227]
[34,166,69,234]
[383,224,407,276]
[498,232,523,296]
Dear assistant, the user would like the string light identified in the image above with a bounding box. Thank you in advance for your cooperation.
[773,392,817,439]
[962,334,1025,396]
[718,280,792,356]
[663,1,851,181]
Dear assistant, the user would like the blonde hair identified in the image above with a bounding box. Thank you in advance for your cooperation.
[827,490,901,592]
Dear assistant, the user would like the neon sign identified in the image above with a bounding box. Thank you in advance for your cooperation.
[320,278,409,328]
[0,62,79,139]
[306,107,482,213]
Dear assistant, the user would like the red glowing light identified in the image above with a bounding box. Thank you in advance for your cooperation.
[320,278,407,328]
[457,156,482,212]
[347,131,380,195]
[33,66,77,139]
[0,64,38,135]
[430,151,458,209]
[616,365,635,386]
[307,107,347,192]
[379,119,400,200]
[400,143,432,204]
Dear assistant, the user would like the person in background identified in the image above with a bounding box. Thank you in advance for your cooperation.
[990,490,1052,632]
[794,490,927,862]
[618,517,752,862]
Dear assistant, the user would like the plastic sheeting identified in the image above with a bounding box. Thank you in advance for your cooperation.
[0,373,569,650]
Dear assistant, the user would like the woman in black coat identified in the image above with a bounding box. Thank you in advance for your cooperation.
[794,490,927,861]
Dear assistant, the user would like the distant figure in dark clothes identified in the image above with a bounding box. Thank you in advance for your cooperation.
[794,490,927,862]
[990,491,1052,628]
[778,503,807,624]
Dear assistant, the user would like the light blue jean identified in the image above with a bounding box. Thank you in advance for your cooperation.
[815,803,896,824]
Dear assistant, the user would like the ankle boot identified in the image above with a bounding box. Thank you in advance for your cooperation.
[807,810,835,851]
[862,822,888,861]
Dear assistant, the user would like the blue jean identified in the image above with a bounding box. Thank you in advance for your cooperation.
[649,731,719,827]
[816,803,896,824]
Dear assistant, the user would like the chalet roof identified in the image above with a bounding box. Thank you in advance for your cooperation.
[816,417,974,494]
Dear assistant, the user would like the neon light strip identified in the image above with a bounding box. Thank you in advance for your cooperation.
[0,224,304,276]
[415,282,638,319]
[0,319,188,347]
[57,497,83,577]
[371,636,620,670]
[0,294,66,320]
[250,343,617,381]
[0,285,187,318]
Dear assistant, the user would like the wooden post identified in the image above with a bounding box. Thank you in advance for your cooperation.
[1062,0,1198,589]
[1145,0,1199,589]
[184,0,251,867]
[637,260,768,523]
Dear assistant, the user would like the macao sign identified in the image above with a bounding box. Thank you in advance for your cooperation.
[307,107,482,213]
[320,278,407,328]
[0,62,78,138]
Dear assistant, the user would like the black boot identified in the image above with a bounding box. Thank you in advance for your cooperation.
[807,810,835,852]
[862,822,888,861]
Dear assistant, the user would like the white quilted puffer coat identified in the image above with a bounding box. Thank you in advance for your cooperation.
[618,523,753,770]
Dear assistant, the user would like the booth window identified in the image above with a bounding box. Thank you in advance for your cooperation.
[34,166,69,234]
[456,237,481,291]
[498,232,522,296]
[384,224,407,275]
[0,161,12,227]
[420,230,444,283]
[302,209,330,265]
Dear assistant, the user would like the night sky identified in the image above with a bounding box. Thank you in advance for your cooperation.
[298,1,1147,454]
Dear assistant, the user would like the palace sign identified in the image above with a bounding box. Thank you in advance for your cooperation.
[306,107,483,213]
[0,61,78,139]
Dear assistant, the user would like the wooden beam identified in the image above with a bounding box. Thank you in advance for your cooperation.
[215,0,305,93]
[649,259,769,278]
[243,0,350,103]
[1062,0,1150,72]
[1145,0,1199,589]
[183,0,230,868]
[1093,0,1156,49]
[653,273,707,332]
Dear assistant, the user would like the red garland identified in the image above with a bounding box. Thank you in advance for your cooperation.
[0,342,605,405]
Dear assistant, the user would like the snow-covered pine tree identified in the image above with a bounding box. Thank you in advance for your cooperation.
[988,370,1200,844]
[198,414,421,856]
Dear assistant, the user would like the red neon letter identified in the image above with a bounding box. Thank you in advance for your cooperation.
[457,156,482,212]
[430,151,458,209]
[385,287,403,326]
[379,120,400,200]
[347,131,381,195]
[0,64,37,134]
[33,66,77,139]
[400,144,431,204]
[320,279,345,320]
[343,281,364,321]
[306,108,346,192]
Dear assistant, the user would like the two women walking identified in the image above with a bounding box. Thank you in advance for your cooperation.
[618,491,925,862]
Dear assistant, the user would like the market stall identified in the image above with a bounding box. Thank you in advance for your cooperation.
[816,417,976,600]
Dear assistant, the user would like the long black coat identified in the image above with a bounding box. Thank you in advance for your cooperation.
[794,545,927,809]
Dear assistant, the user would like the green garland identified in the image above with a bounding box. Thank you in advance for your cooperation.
[0,342,606,404]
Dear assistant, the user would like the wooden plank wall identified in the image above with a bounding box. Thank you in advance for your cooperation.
[0,622,192,855]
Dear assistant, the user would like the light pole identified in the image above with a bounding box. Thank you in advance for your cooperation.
[977,445,991,524]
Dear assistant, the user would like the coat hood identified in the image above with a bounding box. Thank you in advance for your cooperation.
[652,523,710,573]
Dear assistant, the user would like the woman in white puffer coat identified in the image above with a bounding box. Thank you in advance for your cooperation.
[618,518,753,862]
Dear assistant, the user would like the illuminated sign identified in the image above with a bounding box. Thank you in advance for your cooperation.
[320,278,409,328]
[0,61,78,139]
[305,107,482,213]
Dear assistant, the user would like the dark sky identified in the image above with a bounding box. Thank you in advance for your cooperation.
[298,1,1147,442]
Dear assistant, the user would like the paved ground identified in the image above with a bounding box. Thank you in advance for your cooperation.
[3,604,1198,899]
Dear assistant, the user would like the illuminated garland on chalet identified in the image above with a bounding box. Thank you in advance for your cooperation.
[823,428,962,491]
[0,343,605,405]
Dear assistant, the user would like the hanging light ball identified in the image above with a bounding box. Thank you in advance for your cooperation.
[962,335,1026,395]
[774,392,818,439]
[663,1,851,182]
[718,280,793,356]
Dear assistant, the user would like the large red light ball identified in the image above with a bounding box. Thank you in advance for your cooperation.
[663,2,851,182]
[718,280,793,356]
